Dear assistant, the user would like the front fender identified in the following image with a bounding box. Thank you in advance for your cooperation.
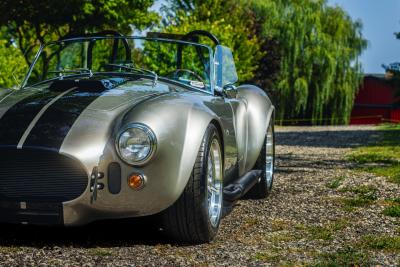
[118,92,219,214]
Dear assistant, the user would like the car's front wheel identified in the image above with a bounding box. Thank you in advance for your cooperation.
[161,124,223,243]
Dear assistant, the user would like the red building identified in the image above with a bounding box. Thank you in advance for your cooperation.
[350,74,400,124]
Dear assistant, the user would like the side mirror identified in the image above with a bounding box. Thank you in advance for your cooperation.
[222,84,237,98]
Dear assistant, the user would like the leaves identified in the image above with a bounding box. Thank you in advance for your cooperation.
[0,0,367,124]
[0,38,28,88]
[0,0,159,88]
[253,0,367,124]
[166,0,367,125]
[163,0,264,82]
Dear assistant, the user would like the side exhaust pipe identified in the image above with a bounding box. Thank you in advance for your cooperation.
[223,170,262,202]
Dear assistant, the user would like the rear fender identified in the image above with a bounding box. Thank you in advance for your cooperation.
[236,85,274,173]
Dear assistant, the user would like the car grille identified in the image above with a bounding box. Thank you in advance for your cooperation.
[0,149,88,202]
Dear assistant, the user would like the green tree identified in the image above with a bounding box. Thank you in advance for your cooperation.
[0,39,26,88]
[166,0,367,125]
[387,29,400,100]
[0,0,159,86]
[163,0,263,82]
[382,63,400,102]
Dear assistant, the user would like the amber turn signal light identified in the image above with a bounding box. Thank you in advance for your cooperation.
[128,174,146,190]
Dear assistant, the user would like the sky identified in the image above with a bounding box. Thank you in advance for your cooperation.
[151,0,163,11]
[328,0,400,74]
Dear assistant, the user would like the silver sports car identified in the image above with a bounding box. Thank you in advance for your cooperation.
[0,30,275,243]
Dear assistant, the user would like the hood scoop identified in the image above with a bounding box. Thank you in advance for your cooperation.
[49,77,127,92]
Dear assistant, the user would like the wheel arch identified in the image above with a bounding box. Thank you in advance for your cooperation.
[209,119,225,165]
[115,92,226,215]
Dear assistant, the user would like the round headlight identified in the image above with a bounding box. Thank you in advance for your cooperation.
[116,124,156,165]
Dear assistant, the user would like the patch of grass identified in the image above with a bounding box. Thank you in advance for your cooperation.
[308,226,333,241]
[386,197,400,204]
[330,218,349,231]
[340,185,377,195]
[253,249,310,265]
[302,219,349,241]
[244,217,260,227]
[341,197,374,208]
[381,123,400,131]
[313,247,370,267]
[382,205,400,217]
[270,219,292,232]
[362,235,400,251]
[339,185,378,210]
[348,149,398,164]
[347,124,400,184]
[253,252,280,262]
[340,205,356,212]
[362,164,400,184]
[294,223,306,231]
[326,176,345,189]
[268,231,298,242]
[88,248,115,257]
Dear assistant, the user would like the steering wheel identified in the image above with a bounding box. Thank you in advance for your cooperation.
[169,69,206,86]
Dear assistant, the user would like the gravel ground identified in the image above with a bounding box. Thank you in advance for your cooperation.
[0,125,399,266]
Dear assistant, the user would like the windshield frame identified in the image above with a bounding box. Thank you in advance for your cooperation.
[21,36,216,95]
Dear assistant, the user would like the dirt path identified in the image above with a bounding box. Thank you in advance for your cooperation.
[0,126,399,266]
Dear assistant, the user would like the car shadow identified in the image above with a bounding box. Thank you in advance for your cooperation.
[275,153,355,172]
[275,128,387,149]
[274,128,387,175]
[0,217,186,248]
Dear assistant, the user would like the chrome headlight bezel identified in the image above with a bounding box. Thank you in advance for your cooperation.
[116,123,157,166]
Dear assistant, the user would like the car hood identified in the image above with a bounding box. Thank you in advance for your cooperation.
[0,88,12,99]
[0,77,173,153]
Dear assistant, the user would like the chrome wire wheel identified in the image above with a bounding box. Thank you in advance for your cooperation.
[265,124,274,188]
[207,137,223,228]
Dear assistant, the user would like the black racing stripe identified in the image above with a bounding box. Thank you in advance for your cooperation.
[23,88,107,151]
[0,90,60,147]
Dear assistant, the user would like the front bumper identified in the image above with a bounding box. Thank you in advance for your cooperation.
[0,147,187,226]
[0,168,177,226]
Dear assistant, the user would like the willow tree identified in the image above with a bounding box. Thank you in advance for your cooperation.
[167,0,367,125]
[249,0,367,124]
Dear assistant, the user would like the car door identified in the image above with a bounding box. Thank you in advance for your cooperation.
[213,45,249,181]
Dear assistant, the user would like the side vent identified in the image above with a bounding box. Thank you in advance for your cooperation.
[108,162,121,194]
[49,77,127,92]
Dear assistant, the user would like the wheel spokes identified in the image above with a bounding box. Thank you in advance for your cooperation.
[206,138,223,227]
[265,125,274,187]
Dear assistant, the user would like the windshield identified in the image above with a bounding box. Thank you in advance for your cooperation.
[24,37,214,92]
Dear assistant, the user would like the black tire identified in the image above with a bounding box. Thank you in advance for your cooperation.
[161,124,223,243]
[246,118,275,199]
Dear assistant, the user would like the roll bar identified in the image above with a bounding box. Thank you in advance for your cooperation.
[146,30,220,46]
